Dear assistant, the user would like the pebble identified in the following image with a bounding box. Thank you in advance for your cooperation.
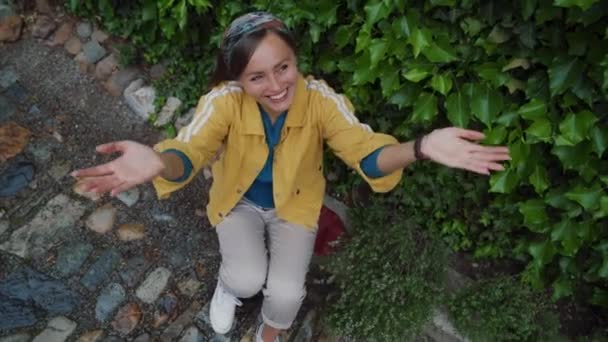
[0,3,16,17]
[85,203,117,234]
[82,40,107,64]
[35,0,52,14]
[177,278,201,297]
[155,96,182,126]
[116,187,140,207]
[95,283,126,322]
[161,301,202,342]
[0,296,37,329]
[0,219,8,235]
[48,160,71,181]
[149,63,167,80]
[175,107,195,130]
[119,255,149,287]
[47,21,73,46]
[0,95,16,121]
[117,223,145,241]
[91,29,109,43]
[0,65,18,89]
[0,15,23,42]
[111,302,142,335]
[124,82,156,120]
[64,36,82,55]
[136,267,172,304]
[31,15,56,39]
[95,53,118,81]
[76,21,92,39]
[73,179,102,201]
[26,137,56,163]
[0,121,30,162]
[81,248,121,291]
[179,326,204,342]
[153,292,179,328]
[133,333,150,342]
[32,316,76,342]
[76,330,105,342]
[0,194,86,259]
[0,333,31,342]
[105,67,139,97]
[55,242,93,277]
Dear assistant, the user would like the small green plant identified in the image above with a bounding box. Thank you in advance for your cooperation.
[447,275,561,342]
[115,43,137,67]
[324,195,448,341]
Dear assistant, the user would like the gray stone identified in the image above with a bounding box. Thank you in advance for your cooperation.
[0,3,16,18]
[149,63,167,80]
[0,219,8,235]
[81,248,121,291]
[0,295,37,329]
[124,80,156,120]
[0,194,86,259]
[33,316,77,342]
[155,96,182,126]
[26,137,58,163]
[0,333,31,342]
[91,29,109,43]
[35,0,52,14]
[0,267,81,315]
[119,256,149,288]
[76,21,92,39]
[116,187,139,207]
[48,160,72,181]
[210,334,232,342]
[175,107,195,130]
[136,267,171,304]
[293,310,316,342]
[95,283,126,322]
[64,36,82,55]
[28,104,41,116]
[0,94,16,121]
[132,334,150,342]
[179,326,204,342]
[85,203,117,234]
[422,309,466,342]
[103,337,124,342]
[82,40,107,64]
[0,65,18,89]
[161,301,202,342]
[177,278,201,297]
[32,15,56,39]
[105,67,139,97]
[95,54,118,81]
[55,242,93,277]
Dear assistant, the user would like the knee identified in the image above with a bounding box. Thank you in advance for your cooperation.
[221,264,266,298]
[265,277,306,304]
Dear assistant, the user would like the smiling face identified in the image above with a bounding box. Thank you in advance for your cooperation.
[237,32,299,117]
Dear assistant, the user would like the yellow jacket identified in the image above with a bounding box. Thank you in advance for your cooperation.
[152,74,402,229]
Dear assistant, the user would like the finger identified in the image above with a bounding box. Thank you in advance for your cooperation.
[86,175,123,194]
[471,150,512,161]
[468,144,510,155]
[71,164,113,178]
[96,141,127,154]
[453,128,485,141]
[469,160,505,173]
[110,182,132,197]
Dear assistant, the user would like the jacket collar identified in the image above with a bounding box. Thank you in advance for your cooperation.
[242,74,307,135]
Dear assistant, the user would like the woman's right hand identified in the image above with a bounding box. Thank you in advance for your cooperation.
[71,141,165,196]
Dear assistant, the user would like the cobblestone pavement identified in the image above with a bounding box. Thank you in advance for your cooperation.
[0,36,323,342]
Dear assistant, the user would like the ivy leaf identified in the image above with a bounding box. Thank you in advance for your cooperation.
[470,84,503,127]
[522,0,538,20]
[334,25,354,49]
[519,199,549,226]
[525,118,553,143]
[409,28,432,58]
[551,144,590,171]
[590,288,608,307]
[380,69,399,98]
[529,239,556,267]
[402,66,432,83]
[445,92,470,127]
[502,58,531,71]
[487,25,511,44]
[309,22,322,43]
[557,110,598,146]
[599,257,608,279]
[529,165,550,194]
[388,83,419,109]
[518,98,546,121]
[551,220,583,256]
[553,0,599,11]
[422,41,458,63]
[593,196,608,219]
[142,0,157,21]
[430,0,456,6]
[590,125,608,157]
[565,183,603,211]
[475,62,510,87]
[495,108,519,127]
[548,57,585,96]
[411,92,438,122]
[369,39,388,68]
[364,1,390,26]
[355,27,371,53]
[429,74,453,96]
[552,276,574,300]
[545,189,577,211]
[394,13,415,38]
[489,169,518,194]
[484,126,507,144]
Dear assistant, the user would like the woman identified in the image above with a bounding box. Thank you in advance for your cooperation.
[72,12,510,342]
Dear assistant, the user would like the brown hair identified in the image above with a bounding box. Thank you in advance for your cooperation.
[209,28,297,88]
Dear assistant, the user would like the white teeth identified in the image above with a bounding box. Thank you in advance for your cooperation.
[269,89,287,100]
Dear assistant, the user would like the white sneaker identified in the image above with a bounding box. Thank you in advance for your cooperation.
[210,280,242,334]
[255,322,280,342]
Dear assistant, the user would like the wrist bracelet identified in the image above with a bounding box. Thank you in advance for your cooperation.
[414,135,427,160]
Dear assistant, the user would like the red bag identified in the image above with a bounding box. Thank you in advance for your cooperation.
[314,205,346,256]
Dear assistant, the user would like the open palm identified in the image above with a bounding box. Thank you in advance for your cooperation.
[71,141,165,196]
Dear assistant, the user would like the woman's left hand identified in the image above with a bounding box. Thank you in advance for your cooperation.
[420,127,510,175]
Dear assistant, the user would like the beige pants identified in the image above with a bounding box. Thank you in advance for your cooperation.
[215,198,317,329]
